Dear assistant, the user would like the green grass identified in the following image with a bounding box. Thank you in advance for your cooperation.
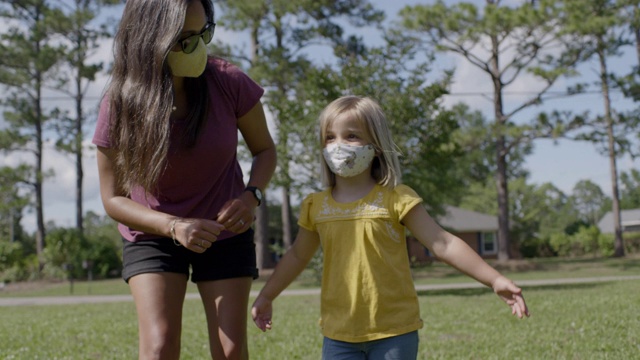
[3,255,638,298]
[409,254,640,285]
[415,281,640,359]
[0,280,639,359]
[1,256,639,359]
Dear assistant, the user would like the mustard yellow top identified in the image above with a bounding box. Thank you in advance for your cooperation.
[298,184,424,342]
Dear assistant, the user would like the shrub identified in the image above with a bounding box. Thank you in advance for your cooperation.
[598,233,615,257]
[573,226,600,255]
[519,236,555,258]
[549,232,573,256]
[548,226,611,257]
[624,232,640,254]
[0,241,25,271]
[0,253,39,283]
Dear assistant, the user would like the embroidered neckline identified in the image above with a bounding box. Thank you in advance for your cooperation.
[328,184,380,206]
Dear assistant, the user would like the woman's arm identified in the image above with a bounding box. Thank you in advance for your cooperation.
[96,146,223,252]
[237,101,277,196]
[217,101,277,232]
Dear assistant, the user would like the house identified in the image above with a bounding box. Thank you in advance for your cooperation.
[597,208,640,234]
[406,206,499,264]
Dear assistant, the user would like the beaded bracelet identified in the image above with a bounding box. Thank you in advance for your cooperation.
[170,218,181,246]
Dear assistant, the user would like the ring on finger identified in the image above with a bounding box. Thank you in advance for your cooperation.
[239,219,245,226]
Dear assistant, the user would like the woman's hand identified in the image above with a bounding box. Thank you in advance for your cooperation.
[492,276,530,319]
[216,191,256,233]
[173,218,224,253]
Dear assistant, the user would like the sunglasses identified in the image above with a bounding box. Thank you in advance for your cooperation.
[177,22,215,54]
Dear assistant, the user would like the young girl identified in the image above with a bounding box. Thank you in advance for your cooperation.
[251,95,529,359]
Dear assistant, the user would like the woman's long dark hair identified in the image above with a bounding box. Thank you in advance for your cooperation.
[106,0,213,194]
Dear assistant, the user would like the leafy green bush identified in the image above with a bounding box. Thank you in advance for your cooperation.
[548,226,612,257]
[41,227,122,281]
[42,228,84,279]
[597,233,615,257]
[0,241,24,271]
[542,226,640,258]
[624,231,640,254]
[574,225,601,255]
[549,232,572,256]
[519,236,556,258]
[0,242,40,282]
[1,257,40,283]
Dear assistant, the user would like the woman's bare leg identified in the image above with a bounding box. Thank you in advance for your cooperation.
[129,272,188,360]
[198,277,253,360]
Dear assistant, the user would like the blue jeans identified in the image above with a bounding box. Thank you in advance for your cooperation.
[322,331,419,360]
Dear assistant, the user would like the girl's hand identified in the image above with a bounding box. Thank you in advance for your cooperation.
[216,192,256,234]
[251,295,273,332]
[173,218,224,253]
[491,276,530,319]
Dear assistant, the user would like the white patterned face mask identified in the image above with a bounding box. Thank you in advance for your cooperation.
[323,143,376,177]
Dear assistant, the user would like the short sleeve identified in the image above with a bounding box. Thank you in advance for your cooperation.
[208,58,264,118]
[392,185,423,222]
[92,96,112,148]
[297,193,316,232]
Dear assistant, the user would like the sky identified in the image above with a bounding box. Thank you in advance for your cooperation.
[2,0,638,231]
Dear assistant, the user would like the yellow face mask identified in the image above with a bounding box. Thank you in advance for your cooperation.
[167,37,207,78]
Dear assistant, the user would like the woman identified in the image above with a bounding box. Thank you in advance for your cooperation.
[93,0,276,359]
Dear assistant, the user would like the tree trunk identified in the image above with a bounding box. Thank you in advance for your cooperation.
[281,187,293,249]
[35,30,46,270]
[248,16,272,268]
[35,85,46,270]
[490,30,511,261]
[273,15,294,250]
[598,48,624,257]
[496,139,510,260]
[254,199,273,270]
[75,65,84,234]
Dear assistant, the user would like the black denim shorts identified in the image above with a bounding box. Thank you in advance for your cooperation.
[121,229,258,283]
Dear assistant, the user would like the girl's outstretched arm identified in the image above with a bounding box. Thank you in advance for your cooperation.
[251,227,321,331]
[403,205,530,318]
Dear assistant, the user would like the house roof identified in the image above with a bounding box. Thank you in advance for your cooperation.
[436,206,498,233]
[597,208,640,234]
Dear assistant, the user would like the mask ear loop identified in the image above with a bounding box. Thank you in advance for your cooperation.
[371,144,382,156]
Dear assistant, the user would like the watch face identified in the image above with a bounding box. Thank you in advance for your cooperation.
[247,186,262,205]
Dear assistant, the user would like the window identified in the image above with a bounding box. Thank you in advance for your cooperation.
[481,232,497,255]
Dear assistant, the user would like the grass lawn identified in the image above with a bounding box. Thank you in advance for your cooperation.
[0,256,639,359]
[0,280,638,359]
[2,254,639,298]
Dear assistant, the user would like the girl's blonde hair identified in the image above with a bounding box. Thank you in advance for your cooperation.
[319,95,402,188]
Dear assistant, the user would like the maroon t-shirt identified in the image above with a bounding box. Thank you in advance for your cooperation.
[92,57,264,242]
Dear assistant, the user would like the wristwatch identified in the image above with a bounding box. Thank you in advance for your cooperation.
[244,186,263,206]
